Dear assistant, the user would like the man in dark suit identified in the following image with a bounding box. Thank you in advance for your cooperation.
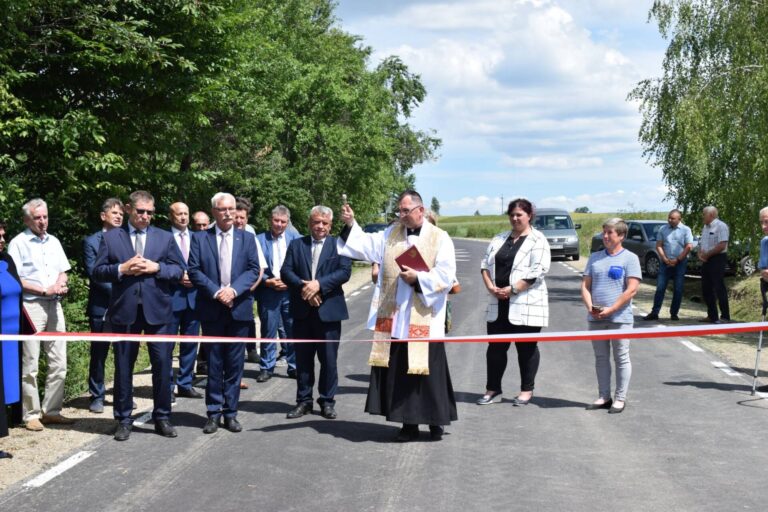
[281,205,351,420]
[187,192,259,434]
[167,201,202,401]
[93,190,184,441]
[82,197,124,414]
[255,205,300,382]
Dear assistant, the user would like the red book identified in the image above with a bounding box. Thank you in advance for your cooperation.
[395,246,430,272]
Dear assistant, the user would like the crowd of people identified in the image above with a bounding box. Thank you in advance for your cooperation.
[1,192,767,453]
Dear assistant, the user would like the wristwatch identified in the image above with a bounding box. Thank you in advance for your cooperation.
[511,284,519,295]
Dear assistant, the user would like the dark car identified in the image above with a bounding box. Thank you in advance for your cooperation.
[686,238,756,276]
[363,223,388,234]
[590,220,667,278]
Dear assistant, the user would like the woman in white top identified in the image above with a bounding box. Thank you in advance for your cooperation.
[477,199,551,406]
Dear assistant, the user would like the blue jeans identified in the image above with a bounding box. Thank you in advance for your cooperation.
[651,260,687,316]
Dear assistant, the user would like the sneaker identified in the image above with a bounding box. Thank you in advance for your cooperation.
[89,399,105,414]
[25,418,45,431]
[643,313,659,321]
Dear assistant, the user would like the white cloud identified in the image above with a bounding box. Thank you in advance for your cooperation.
[501,155,603,169]
[445,195,503,214]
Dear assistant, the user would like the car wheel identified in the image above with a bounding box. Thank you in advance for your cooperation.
[645,253,660,278]
[572,253,580,261]
[739,256,756,276]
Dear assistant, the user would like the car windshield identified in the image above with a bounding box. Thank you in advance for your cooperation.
[643,223,665,241]
[534,215,572,230]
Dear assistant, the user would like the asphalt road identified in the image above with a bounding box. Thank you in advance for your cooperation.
[2,238,767,511]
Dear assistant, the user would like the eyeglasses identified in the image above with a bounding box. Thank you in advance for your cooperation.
[396,205,423,217]
[134,208,154,216]
[215,207,236,213]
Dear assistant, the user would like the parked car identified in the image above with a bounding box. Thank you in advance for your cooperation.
[590,220,667,278]
[533,208,581,260]
[363,223,389,233]
[686,238,756,276]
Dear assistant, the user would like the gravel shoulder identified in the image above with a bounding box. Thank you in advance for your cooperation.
[0,264,374,492]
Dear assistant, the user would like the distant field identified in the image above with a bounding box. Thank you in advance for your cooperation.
[439,211,667,256]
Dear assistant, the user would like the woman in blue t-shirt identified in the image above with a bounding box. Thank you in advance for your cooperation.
[580,218,641,414]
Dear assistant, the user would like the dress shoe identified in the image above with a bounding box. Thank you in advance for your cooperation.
[608,402,627,414]
[670,314,680,321]
[0,450,12,459]
[154,419,178,438]
[716,318,731,324]
[395,424,419,442]
[89,399,104,414]
[196,362,208,375]
[429,425,444,441]
[287,369,297,379]
[256,369,272,383]
[41,414,76,425]
[699,317,717,323]
[511,395,532,406]
[476,392,502,405]
[246,350,260,364]
[203,417,219,434]
[176,387,203,399]
[320,405,337,419]
[585,399,613,411]
[286,402,312,419]
[223,417,242,433]
[114,424,132,441]
[25,418,44,431]
[643,312,659,321]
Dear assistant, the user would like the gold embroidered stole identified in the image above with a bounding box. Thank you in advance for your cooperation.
[369,222,440,375]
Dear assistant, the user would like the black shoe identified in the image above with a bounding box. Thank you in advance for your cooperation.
[196,362,208,375]
[608,402,627,414]
[287,369,297,379]
[670,314,680,321]
[246,350,260,364]
[203,417,219,434]
[699,317,717,323]
[585,399,613,411]
[429,425,444,441]
[643,313,659,321]
[154,419,178,438]
[89,399,104,414]
[0,450,12,459]
[256,370,272,383]
[114,423,132,441]
[395,424,419,442]
[320,405,337,419]
[286,402,312,419]
[176,387,203,399]
[223,417,242,433]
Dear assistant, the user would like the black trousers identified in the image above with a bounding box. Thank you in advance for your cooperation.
[292,310,340,406]
[486,301,542,393]
[701,253,730,321]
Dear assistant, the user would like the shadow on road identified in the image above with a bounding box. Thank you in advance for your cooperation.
[251,419,399,443]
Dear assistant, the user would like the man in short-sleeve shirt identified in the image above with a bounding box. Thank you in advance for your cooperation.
[644,209,693,321]
[698,206,730,322]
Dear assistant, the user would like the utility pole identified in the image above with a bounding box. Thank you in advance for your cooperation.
[500,195,504,215]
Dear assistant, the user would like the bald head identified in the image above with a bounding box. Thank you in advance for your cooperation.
[169,202,190,231]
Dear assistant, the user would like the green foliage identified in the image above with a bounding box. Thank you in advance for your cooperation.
[630,0,768,247]
[430,197,441,215]
[574,206,590,213]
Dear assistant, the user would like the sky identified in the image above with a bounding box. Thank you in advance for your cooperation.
[333,0,672,215]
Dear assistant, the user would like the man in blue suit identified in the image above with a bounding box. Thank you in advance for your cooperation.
[255,205,300,382]
[82,197,124,414]
[188,192,259,434]
[93,190,184,441]
[282,205,351,420]
[167,202,202,401]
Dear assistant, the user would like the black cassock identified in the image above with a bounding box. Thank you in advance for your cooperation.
[365,341,458,426]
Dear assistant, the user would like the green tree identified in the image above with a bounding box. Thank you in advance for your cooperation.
[430,197,441,215]
[630,0,768,240]
[574,206,590,214]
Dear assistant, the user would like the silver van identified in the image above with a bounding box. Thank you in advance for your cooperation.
[533,208,581,260]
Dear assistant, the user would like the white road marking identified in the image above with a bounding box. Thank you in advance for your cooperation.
[24,451,95,488]
[134,412,152,426]
[351,291,361,297]
[680,340,704,352]
[360,285,371,291]
[711,361,740,377]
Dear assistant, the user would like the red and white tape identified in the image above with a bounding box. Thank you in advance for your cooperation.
[0,321,766,344]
